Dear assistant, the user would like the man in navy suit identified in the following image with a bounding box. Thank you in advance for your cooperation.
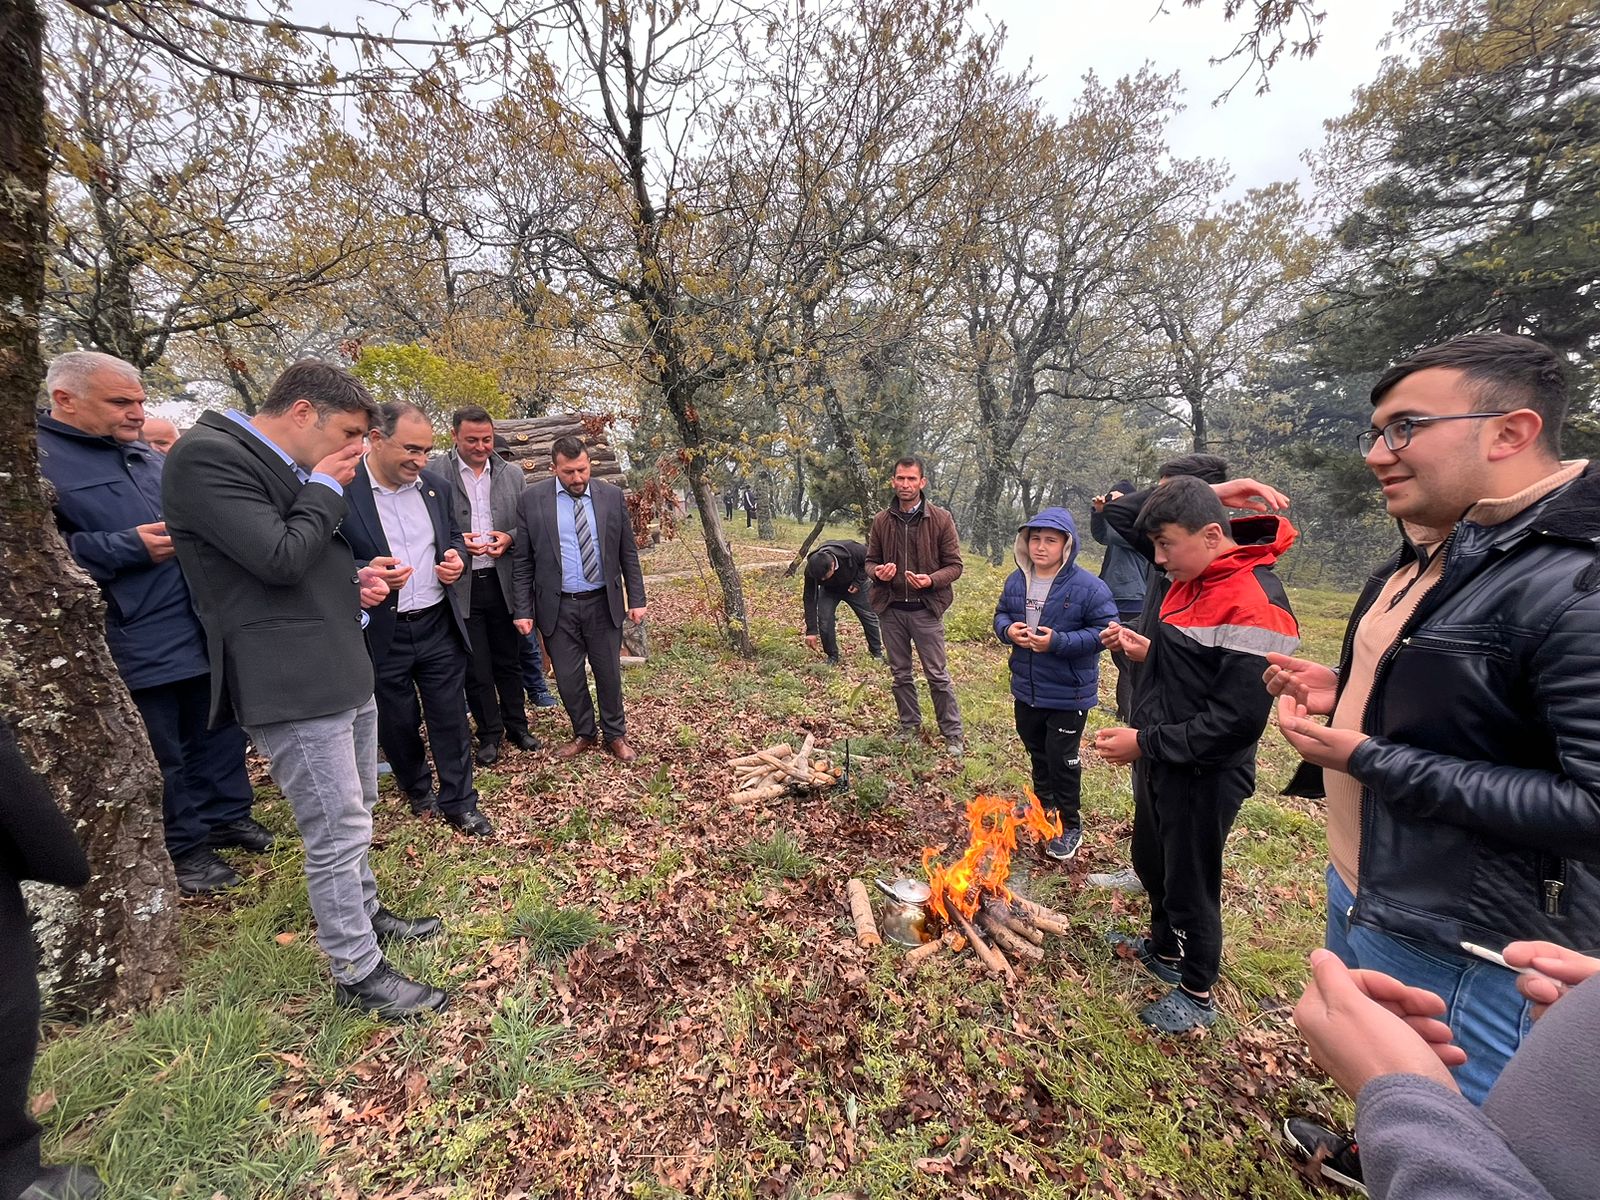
[342,402,491,837]
[512,435,647,762]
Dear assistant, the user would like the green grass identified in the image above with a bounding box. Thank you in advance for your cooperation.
[508,900,615,962]
[36,546,1355,1198]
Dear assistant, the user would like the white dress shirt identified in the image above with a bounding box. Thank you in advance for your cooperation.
[457,458,496,571]
[370,471,446,613]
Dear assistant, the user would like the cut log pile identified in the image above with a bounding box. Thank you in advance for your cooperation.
[726,735,844,803]
[495,414,625,488]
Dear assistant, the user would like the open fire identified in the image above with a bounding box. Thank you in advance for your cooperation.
[846,793,1075,979]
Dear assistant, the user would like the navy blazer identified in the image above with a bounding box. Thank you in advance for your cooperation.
[340,461,471,664]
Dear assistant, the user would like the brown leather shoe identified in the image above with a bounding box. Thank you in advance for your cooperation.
[553,736,597,761]
[605,737,639,763]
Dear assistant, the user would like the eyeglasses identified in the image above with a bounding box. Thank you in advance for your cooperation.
[1357,412,1509,456]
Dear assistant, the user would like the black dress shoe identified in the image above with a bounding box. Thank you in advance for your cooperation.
[408,790,440,816]
[371,905,442,944]
[508,729,542,751]
[334,960,448,1020]
[207,817,276,854]
[442,807,494,837]
[476,740,501,766]
[22,1164,105,1200]
[172,848,242,895]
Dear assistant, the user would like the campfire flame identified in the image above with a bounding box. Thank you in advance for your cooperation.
[922,793,1062,922]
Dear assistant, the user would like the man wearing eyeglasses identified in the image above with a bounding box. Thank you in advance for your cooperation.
[1265,333,1599,1188]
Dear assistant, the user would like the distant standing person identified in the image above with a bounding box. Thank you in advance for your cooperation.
[994,508,1116,861]
[865,456,965,755]
[163,361,448,1019]
[512,436,647,763]
[801,539,883,665]
[740,484,757,528]
[1090,478,1154,722]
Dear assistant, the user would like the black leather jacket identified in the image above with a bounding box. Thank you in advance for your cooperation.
[1292,466,1600,954]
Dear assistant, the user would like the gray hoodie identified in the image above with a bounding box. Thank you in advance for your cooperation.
[1356,973,1600,1200]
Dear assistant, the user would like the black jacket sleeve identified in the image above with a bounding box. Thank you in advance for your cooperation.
[0,720,91,887]
[1101,488,1158,564]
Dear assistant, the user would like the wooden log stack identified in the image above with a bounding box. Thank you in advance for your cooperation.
[495,414,626,489]
[726,734,844,803]
[884,890,1073,978]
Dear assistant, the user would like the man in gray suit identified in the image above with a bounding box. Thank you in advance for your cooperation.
[430,407,541,767]
[512,435,647,763]
[162,360,448,1020]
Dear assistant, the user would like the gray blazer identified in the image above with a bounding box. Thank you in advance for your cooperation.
[512,476,645,635]
[428,448,525,610]
[161,412,374,727]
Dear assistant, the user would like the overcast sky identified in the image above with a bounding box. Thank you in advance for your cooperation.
[978,0,1404,192]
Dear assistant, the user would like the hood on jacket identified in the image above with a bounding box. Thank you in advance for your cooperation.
[1013,507,1080,576]
[1109,478,1135,497]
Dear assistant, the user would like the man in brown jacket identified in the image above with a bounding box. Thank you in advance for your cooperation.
[866,457,965,754]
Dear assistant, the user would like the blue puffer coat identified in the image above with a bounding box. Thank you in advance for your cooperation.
[36,415,209,690]
[993,507,1117,711]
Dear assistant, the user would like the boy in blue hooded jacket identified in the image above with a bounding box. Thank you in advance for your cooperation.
[994,508,1118,860]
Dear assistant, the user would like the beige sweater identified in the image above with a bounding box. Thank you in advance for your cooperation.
[1325,459,1589,889]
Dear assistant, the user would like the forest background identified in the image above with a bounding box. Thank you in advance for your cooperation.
[0,0,1596,1130]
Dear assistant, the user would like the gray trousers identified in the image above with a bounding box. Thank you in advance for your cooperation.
[246,696,382,984]
[880,604,963,740]
[548,590,626,742]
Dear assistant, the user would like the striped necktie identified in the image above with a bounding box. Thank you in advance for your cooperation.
[573,493,601,585]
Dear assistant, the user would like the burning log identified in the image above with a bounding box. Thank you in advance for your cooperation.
[901,930,958,971]
[947,906,1013,980]
[1010,895,1072,936]
[978,903,1044,963]
[999,912,1046,947]
[847,878,881,947]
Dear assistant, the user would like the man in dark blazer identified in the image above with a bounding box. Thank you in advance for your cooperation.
[343,402,489,837]
[162,360,448,1020]
[512,435,647,762]
[429,407,541,767]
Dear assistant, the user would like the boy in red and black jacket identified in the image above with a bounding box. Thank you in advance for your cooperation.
[1094,476,1299,1033]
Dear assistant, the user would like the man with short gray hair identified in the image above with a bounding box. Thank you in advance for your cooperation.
[37,350,264,896]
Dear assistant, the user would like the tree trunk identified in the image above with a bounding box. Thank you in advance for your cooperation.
[0,0,179,1016]
[789,451,806,522]
[786,516,829,577]
[754,469,775,541]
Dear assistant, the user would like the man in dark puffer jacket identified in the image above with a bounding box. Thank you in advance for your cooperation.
[1269,334,1600,1186]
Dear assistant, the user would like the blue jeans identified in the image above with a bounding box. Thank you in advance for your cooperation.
[1325,864,1531,1104]
[247,697,383,984]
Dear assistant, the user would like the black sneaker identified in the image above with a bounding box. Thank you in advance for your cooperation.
[171,847,242,895]
[335,960,448,1020]
[1043,827,1083,861]
[1284,1118,1366,1195]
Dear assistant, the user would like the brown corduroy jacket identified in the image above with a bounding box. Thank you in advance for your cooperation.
[864,502,963,616]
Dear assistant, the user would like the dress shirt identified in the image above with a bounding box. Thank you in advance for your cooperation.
[368,468,446,613]
[224,410,343,494]
[458,458,496,571]
[556,486,604,593]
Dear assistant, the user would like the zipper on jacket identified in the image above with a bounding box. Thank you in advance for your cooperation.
[1541,856,1568,917]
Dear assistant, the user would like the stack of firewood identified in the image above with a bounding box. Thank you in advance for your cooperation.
[902,892,1071,979]
[726,734,843,802]
[495,414,626,488]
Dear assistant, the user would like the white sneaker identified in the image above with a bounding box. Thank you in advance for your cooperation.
[1086,867,1145,892]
